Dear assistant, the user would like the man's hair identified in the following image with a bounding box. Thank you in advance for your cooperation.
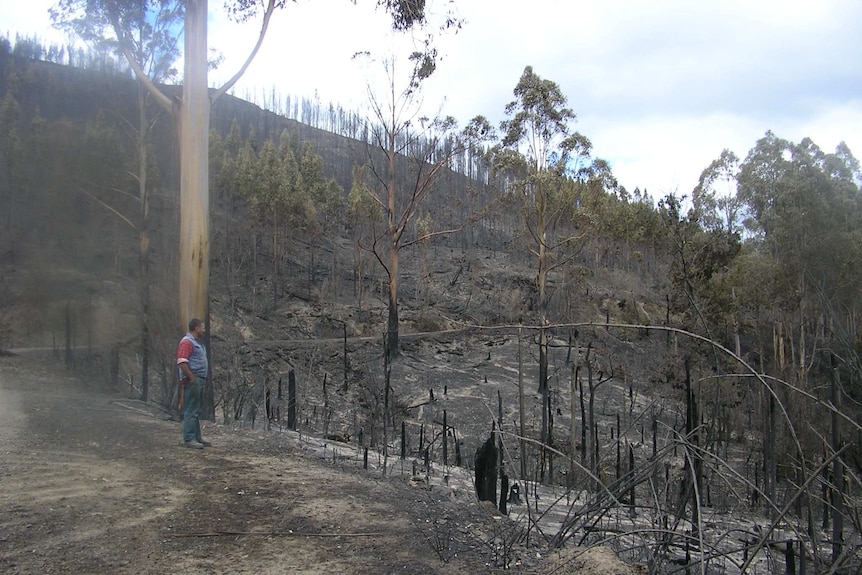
[189,318,204,332]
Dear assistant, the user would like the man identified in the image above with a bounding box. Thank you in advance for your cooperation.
[177,318,212,449]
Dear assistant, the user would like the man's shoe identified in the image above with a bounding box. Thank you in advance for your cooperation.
[184,440,205,450]
[199,440,212,447]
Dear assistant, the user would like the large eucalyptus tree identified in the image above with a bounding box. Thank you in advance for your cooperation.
[52,0,433,335]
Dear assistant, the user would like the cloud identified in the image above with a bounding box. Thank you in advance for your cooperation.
[586,112,755,197]
[1,0,66,44]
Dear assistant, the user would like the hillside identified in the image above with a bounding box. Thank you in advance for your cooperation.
[0,53,671,567]
[3,51,862,573]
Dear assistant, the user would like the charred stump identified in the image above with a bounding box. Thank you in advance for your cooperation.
[475,433,498,503]
[287,370,297,431]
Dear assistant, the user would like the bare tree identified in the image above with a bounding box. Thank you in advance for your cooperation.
[358,53,492,360]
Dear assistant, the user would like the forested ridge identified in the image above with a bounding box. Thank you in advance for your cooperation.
[3,37,862,572]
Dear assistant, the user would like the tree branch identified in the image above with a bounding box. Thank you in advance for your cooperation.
[211,0,278,103]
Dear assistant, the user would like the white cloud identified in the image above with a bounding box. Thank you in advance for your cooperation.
[1,0,66,44]
[586,113,757,198]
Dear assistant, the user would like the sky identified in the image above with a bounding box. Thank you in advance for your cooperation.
[3,0,861,199]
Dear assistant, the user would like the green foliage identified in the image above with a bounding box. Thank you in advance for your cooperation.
[493,66,621,286]
[658,192,741,330]
[224,119,242,158]
[499,66,583,173]
[79,111,130,186]
[0,92,24,228]
[317,177,346,236]
[693,148,742,235]
[737,132,862,297]
[348,164,382,233]
[581,184,661,247]
[220,128,346,241]
[680,132,862,389]
[51,0,183,82]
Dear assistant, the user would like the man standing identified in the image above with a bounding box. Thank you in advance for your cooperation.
[177,318,211,449]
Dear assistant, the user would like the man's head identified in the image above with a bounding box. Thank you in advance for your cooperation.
[188,318,206,337]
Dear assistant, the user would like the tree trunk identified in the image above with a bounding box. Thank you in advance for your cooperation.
[536,213,551,482]
[287,369,296,431]
[383,333,391,475]
[386,240,399,362]
[628,443,635,507]
[579,372,587,464]
[569,359,577,488]
[355,239,364,311]
[271,214,279,308]
[384,101,399,361]
[518,326,527,479]
[684,357,701,536]
[830,353,844,563]
[178,0,210,330]
[764,389,776,516]
[497,390,504,488]
[442,410,448,467]
[585,343,597,489]
[615,413,621,482]
[539,325,549,483]
[137,81,151,403]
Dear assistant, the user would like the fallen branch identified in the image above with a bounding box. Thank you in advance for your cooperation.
[169,529,383,538]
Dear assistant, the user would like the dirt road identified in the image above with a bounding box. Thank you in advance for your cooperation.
[0,356,528,575]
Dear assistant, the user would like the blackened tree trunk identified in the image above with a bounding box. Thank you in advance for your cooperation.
[830,353,844,563]
[136,80,152,403]
[580,366,587,464]
[684,358,702,535]
[764,389,777,517]
[383,333,392,474]
[585,343,598,489]
[539,324,550,483]
[518,327,527,479]
[499,473,509,515]
[475,433,498,503]
[569,359,578,488]
[287,369,297,431]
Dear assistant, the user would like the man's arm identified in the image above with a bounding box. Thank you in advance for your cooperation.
[177,338,195,382]
[179,362,195,382]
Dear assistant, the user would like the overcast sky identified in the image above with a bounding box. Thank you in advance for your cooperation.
[3,0,861,198]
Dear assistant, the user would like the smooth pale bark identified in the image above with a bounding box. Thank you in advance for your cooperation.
[120,0,275,330]
[178,0,210,329]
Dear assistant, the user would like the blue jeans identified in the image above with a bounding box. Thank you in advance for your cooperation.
[183,378,206,443]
